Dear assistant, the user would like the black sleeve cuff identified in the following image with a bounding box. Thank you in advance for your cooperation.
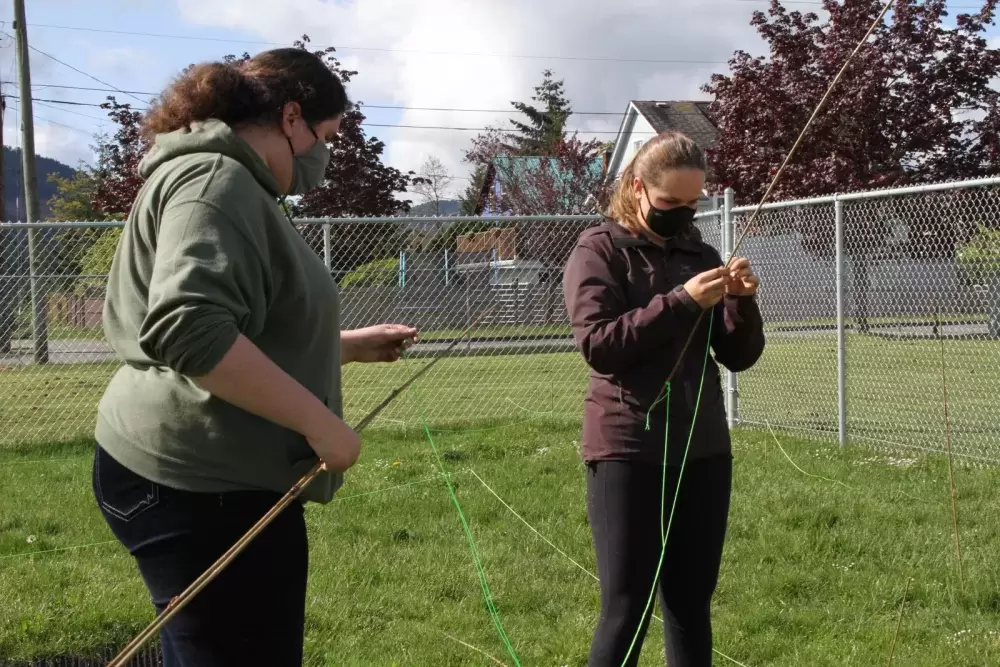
[673,285,703,313]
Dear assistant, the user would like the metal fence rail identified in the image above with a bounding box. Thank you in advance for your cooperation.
[1,176,999,463]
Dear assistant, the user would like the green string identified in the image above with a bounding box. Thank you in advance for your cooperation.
[403,356,523,667]
[394,306,713,666]
[620,308,715,666]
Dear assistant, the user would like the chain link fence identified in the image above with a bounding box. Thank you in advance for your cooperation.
[0,215,602,444]
[1,177,999,463]
[732,177,1000,464]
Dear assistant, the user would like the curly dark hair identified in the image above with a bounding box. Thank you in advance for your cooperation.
[141,48,349,141]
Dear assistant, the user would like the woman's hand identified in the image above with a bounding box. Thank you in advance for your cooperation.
[725,257,760,297]
[683,268,730,309]
[341,324,419,364]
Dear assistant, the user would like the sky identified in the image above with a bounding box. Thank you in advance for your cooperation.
[1,0,998,202]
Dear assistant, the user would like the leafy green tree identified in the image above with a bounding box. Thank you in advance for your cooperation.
[502,70,572,156]
[458,165,488,215]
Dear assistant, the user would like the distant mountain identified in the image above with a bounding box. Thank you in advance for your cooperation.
[2,146,78,221]
[407,199,462,217]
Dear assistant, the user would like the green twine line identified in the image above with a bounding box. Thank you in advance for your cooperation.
[403,356,523,667]
[621,308,715,666]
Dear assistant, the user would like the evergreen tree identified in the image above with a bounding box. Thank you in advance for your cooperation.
[458,165,488,215]
[502,70,572,156]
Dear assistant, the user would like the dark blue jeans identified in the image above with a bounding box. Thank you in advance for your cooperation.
[92,444,309,667]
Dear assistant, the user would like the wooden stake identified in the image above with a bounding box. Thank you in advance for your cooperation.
[885,577,911,667]
[106,310,495,667]
[936,306,965,595]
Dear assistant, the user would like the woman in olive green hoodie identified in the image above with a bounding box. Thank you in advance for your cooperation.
[92,48,416,666]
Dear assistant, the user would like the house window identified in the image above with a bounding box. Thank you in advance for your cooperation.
[633,139,644,155]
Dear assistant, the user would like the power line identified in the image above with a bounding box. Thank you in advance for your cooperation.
[19,98,109,122]
[15,97,651,135]
[10,95,673,135]
[363,122,644,134]
[0,30,146,104]
[733,0,983,6]
[27,86,692,117]
[16,22,729,65]
[22,93,986,137]
[364,104,628,116]
[33,112,93,136]
[8,94,125,110]
[32,83,155,97]
[7,98,92,135]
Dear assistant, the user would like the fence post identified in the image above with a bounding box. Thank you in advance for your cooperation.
[322,223,332,272]
[513,278,520,325]
[444,249,449,287]
[835,196,847,448]
[323,222,333,275]
[723,188,738,428]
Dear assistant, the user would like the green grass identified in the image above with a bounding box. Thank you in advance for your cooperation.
[766,312,989,330]
[11,310,989,344]
[3,332,999,462]
[1,421,999,666]
[9,321,576,344]
[418,323,572,340]
[738,333,1000,462]
[0,352,586,450]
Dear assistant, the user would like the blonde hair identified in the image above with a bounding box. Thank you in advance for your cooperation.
[607,131,706,235]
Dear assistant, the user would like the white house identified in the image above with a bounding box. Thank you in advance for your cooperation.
[605,100,721,212]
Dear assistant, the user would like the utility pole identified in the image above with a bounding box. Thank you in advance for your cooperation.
[0,92,5,223]
[0,89,8,354]
[13,0,49,364]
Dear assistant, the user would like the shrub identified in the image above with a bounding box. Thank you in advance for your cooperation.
[340,257,399,289]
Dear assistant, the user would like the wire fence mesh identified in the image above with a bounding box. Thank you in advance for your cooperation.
[0,644,162,667]
[733,178,1000,464]
[1,177,999,463]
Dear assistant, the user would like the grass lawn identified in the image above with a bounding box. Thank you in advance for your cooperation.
[11,311,988,344]
[1,419,999,666]
[3,332,999,462]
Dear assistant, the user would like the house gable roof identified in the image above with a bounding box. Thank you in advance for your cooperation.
[631,100,718,149]
[474,155,607,215]
[605,100,718,185]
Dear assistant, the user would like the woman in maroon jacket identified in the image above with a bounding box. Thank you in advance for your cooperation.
[563,131,765,666]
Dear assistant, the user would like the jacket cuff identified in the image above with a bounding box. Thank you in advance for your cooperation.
[673,285,702,313]
[725,293,759,309]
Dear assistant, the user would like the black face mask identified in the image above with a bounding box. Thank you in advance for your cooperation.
[642,186,696,238]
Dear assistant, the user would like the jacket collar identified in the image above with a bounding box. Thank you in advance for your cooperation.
[605,219,703,254]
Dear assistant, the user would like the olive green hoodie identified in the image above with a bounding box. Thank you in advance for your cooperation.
[96,119,343,504]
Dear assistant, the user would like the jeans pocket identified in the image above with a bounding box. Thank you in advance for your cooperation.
[94,447,161,523]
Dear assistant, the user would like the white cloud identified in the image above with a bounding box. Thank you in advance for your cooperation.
[3,103,96,168]
[85,46,157,81]
[176,0,765,194]
[31,124,94,168]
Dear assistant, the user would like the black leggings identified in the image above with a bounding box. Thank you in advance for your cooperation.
[586,455,732,667]
[93,445,308,667]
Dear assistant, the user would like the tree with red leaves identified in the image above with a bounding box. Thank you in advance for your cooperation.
[466,131,609,216]
[92,100,147,216]
[464,71,611,281]
[703,0,1000,329]
[289,37,416,220]
[231,37,419,274]
[466,70,609,216]
[90,36,416,276]
[704,0,1000,203]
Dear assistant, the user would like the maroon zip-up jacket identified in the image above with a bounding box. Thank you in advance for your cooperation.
[563,220,765,466]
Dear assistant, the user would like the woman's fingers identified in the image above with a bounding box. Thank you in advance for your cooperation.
[728,257,750,271]
[728,257,754,280]
[704,273,730,290]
